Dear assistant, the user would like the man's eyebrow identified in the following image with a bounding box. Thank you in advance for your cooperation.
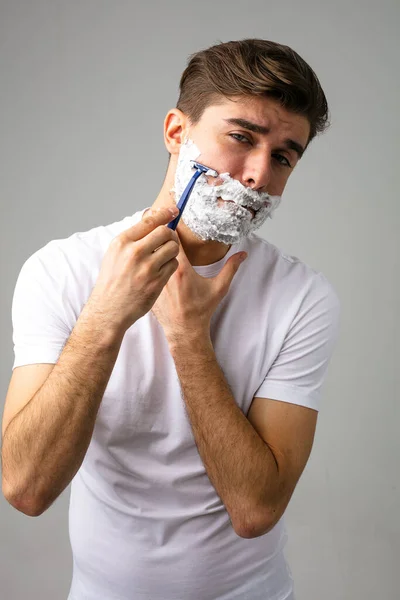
[223,117,305,159]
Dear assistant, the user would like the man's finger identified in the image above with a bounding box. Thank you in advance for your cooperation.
[123,207,179,243]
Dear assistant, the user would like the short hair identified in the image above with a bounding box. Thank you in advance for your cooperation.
[176,38,330,147]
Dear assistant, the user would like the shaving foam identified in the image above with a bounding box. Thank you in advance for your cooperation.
[172,139,281,244]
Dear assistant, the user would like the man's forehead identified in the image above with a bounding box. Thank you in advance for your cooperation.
[202,97,310,144]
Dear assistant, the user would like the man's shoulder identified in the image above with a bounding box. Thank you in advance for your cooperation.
[246,233,339,303]
[246,232,318,277]
[18,209,147,284]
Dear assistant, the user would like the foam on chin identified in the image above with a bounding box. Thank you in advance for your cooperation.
[171,139,282,245]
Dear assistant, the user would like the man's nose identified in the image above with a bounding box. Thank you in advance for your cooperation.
[242,151,272,191]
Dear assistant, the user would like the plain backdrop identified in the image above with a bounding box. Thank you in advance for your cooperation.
[0,1,398,599]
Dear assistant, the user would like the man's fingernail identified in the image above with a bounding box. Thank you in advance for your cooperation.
[169,207,179,216]
[240,253,248,262]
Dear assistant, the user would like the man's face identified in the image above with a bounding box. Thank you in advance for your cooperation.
[182,95,310,203]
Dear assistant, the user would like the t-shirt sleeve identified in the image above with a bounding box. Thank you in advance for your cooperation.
[254,273,341,411]
[11,249,72,369]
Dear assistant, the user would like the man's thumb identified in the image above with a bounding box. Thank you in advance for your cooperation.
[216,252,248,294]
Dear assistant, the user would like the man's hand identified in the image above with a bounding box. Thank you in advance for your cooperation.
[151,235,247,341]
[88,206,180,334]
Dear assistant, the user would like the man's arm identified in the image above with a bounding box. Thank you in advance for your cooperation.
[168,332,317,539]
[2,301,125,517]
[2,207,181,517]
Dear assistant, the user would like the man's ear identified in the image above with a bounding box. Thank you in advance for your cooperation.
[164,108,190,156]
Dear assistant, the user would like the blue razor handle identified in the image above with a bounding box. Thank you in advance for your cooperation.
[167,162,217,230]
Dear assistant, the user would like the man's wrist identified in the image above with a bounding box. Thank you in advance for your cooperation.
[166,327,213,352]
[78,299,127,350]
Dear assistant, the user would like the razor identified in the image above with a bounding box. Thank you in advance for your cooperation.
[167,160,218,230]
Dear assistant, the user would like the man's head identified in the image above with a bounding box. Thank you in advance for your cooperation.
[159,39,329,246]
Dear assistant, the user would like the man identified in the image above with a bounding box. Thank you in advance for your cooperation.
[2,39,340,600]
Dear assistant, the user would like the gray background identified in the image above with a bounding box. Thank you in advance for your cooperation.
[0,1,398,599]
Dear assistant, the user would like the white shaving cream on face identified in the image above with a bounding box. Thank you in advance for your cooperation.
[171,139,282,244]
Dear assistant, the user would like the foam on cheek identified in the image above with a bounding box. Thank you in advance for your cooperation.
[173,139,202,199]
[172,139,282,244]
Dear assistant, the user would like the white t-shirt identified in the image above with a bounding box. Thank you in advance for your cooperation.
[11,207,340,600]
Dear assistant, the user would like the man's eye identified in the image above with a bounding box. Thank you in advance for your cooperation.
[272,153,291,168]
[229,133,251,144]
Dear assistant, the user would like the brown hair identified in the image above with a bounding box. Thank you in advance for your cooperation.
[176,38,329,147]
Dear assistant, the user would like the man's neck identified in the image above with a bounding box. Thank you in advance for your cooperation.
[176,224,232,267]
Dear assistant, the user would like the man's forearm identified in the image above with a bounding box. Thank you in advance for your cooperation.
[1,299,125,516]
[168,332,280,537]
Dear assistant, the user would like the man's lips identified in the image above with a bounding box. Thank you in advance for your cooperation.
[223,199,256,217]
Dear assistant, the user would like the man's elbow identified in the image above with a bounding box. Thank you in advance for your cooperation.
[2,479,46,517]
[233,505,281,539]
[5,494,46,517]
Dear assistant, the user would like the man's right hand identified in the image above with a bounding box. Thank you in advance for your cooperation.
[88,206,180,333]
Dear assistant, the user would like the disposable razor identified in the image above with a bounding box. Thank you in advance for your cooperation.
[167,161,218,230]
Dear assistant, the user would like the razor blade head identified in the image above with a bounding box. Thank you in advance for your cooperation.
[190,160,218,178]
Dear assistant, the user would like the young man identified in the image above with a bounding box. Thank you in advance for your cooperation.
[2,39,340,600]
